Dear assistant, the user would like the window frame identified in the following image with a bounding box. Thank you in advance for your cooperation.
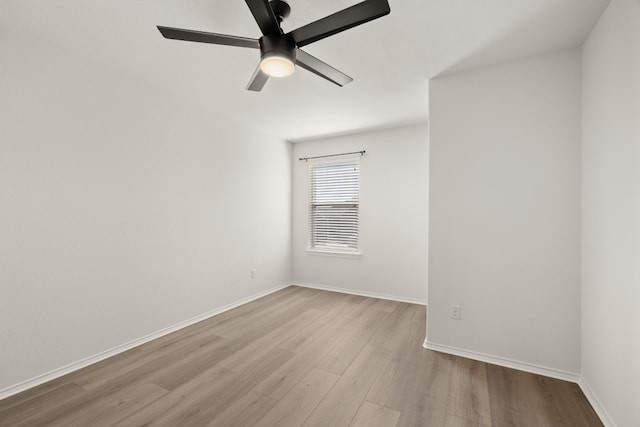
[306,155,362,258]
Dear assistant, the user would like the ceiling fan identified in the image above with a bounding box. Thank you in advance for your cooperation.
[157,0,390,91]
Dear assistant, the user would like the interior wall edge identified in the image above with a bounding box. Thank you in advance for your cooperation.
[291,281,427,305]
[0,282,290,401]
[423,340,581,384]
[578,376,618,427]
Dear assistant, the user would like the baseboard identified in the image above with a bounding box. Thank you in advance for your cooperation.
[578,377,617,427]
[0,283,290,401]
[291,281,426,305]
[423,340,581,383]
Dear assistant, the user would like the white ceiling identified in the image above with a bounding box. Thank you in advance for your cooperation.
[0,0,609,141]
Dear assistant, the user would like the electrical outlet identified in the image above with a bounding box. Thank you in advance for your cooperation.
[251,269,256,279]
[450,305,461,320]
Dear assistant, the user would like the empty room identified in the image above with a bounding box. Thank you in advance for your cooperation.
[0,0,638,426]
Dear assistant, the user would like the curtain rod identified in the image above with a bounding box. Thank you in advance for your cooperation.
[298,150,366,162]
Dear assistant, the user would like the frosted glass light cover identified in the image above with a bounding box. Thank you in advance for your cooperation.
[260,55,295,77]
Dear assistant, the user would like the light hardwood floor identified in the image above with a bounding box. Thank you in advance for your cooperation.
[0,286,602,426]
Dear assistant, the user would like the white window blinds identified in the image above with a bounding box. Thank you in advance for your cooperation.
[309,159,360,253]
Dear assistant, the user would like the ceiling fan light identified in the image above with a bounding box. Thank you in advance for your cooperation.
[260,54,295,78]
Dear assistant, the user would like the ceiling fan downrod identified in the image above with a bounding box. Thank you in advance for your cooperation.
[269,0,291,22]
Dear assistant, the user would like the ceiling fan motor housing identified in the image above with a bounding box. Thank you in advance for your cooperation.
[259,34,296,63]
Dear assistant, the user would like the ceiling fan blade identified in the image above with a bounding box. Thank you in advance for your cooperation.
[246,65,270,91]
[289,0,390,48]
[245,0,282,35]
[296,49,353,87]
[158,26,260,49]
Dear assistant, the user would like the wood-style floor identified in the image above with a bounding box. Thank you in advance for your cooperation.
[0,286,602,427]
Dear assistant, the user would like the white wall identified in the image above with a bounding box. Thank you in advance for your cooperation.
[427,49,582,376]
[581,0,640,425]
[292,125,429,303]
[0,33,292,393]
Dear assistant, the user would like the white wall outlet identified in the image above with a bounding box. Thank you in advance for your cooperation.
[450,305,461,320]
[251,269,256,279]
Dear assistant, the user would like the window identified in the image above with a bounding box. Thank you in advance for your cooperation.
[308,158,360,255]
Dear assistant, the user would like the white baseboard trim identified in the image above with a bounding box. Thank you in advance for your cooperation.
[578,376,617,427]
[423,340,581,383]
[291,281,426,305]
[0,283,290,401]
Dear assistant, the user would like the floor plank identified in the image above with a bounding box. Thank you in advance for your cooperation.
[349,401,400,427]
[255,368,339,427]
[446,357,491,425]
[218,308,326,374]
[302,344,390,427]
[205,390,278,427]
[254,313,356,400]
[370,298,400,313]
[315,308,387,375]
[43,382,168,427]
[115,365,238,427]
[0,383,87,427]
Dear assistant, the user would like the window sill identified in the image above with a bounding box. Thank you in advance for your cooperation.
[306,248,362,259]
